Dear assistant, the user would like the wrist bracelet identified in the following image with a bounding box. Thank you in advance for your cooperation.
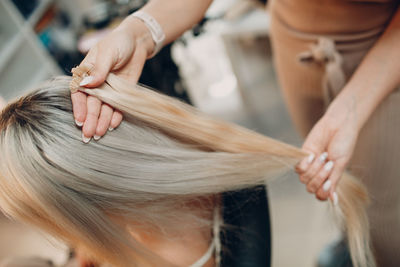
[132,10,165,58]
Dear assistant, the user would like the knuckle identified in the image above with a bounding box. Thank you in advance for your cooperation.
[83,128,95,137]
[294,164,302,173]
[96,127,107,136]
[96,121,110,136]
[111,112,123,128]
[306,183,315,193]
[306,166,318,178]
[315,173,326,184]
[74,112,86,122]
[320,190,330,200]
[302,171,311,180]
[86,110,100,118]
[299,176,307,184]
[316,193,327,201]
[296,162,307,174]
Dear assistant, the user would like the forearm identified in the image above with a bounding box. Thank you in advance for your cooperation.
[118,0,212,48]
[327,7,400,130]
[141,0,213,44]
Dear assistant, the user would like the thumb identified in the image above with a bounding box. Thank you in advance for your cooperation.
[80,46,117,88]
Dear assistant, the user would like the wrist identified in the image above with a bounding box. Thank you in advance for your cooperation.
[117,15,156,58]
[325,89,368,132]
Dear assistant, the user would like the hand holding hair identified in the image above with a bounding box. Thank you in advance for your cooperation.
[0,70,375,266]
[71,15,156,142]
[71,0,214,143]
[296,94,360,203]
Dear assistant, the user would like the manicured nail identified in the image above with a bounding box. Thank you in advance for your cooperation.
[93,135,101,141]
[108,127,114,131]
[80,76,94,86]
[332,192,339,206]
[323,179,332,192]
[324,161,334,171]
[306,153,315,164]
[319,152,328,162]
[75,119,83,127]
[82,133,91,143]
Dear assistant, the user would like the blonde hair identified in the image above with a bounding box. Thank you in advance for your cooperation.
[0,73,374,267]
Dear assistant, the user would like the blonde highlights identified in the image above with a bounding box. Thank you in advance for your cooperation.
[0,73,374,267]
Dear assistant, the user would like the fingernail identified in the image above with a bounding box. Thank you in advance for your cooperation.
[80,76,94,86]
[324,161,334,171]
[82,133,91,143]
[332,192,339,206]
[323,179,332,192]
[75,119,83,127]
[108,127,114,131]
[93,135,101,141]
[306,153,315,164]
[319,152,328,162]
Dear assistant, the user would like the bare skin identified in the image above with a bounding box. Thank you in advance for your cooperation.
[77,197,216,267]
[78,226,214,267]
[72,0,213,142]
[73,0,400,231]
[296,6,400,201]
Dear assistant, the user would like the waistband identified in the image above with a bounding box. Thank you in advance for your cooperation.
[270,8,386,105]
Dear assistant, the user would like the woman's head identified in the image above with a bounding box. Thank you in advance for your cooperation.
[0,77,273,265]
[0,75,374,267]
[0,79,139,264]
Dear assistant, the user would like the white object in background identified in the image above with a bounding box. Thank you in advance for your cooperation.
[208,74,237,99]
[172,32,244,118]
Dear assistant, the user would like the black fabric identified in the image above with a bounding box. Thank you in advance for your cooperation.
[221,186,271,267]
[139,44,191,105]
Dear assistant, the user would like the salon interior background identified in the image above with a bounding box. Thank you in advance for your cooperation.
[0,0,339,266]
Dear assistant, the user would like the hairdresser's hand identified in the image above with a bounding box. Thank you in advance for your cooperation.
[296,100,361,202]
[71,17,155,142]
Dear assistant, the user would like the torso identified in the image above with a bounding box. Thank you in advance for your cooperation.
[270,0,398,34]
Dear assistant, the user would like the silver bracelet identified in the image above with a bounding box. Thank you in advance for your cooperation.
[132,10,166,58]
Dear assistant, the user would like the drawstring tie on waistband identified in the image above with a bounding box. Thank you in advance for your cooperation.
[298,37,346,106]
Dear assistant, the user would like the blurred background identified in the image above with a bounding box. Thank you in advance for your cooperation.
[0,0,340,266]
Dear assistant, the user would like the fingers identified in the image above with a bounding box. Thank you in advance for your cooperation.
[80,46,116,88]
[82,96,102,142]
[297,151,335,202]
[71,91,87,125]
[300,153,346,204]
[296,152,315,173]
[95,106,123,138]
[77,97,122,142]
[95,104,114,139]
[73,47,126,142]
[73,32,142,142]
[306,160,334,194]
[89,48,116,87]
[110,110,123,130]
[299,152,328,184]
[316,160,346,203]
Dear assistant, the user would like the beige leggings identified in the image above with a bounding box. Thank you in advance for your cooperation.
[270,8,400,267]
